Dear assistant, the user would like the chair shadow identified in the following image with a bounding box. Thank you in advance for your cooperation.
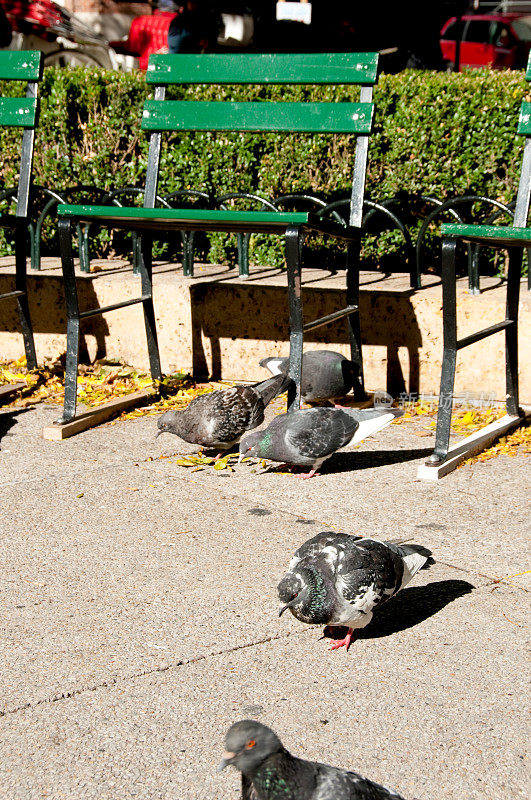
[321,447,434,473]
[0,407,30,446]
[324,579,475,642]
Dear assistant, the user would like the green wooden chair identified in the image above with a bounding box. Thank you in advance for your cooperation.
[56,53,379,423]
[424,56,531,471]
[0,50,44,372]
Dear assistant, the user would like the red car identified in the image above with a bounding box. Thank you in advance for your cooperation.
[440,13,531,70]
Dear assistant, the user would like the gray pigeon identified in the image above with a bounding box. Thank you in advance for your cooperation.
[156,374,292,453]
[278,531,433,651]
[239,406,403,478]
[219,719,406,800]
[260,350,359,402]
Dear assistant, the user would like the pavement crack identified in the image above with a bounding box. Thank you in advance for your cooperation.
[0,629,313,719]
[436,559,530,592]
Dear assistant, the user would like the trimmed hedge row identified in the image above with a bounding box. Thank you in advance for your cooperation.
[0,66,529,269]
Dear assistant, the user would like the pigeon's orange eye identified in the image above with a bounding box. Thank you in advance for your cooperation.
[246,740,256,749]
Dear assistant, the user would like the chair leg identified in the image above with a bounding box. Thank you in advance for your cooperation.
[505,247,521,416]
[14,226,37,370]
[468,243,480,295]
[181,231,195,277]
[345,239,366,400]
[428,237,458,464]
[237,232,250,278]
[138,232,163,382]
[285,226,303,412]
[57,217,80,423]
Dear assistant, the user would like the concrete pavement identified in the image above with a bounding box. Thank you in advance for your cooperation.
[0,400,529,799]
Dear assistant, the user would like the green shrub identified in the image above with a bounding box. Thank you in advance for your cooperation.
[0,66,528,273]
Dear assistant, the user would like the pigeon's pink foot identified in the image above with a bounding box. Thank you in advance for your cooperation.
[328,628,354,651]
[301,468,320,480]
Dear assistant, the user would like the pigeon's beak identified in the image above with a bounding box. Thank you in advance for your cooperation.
[278,603,291,617]
[155,428,165,438]
[218,751,235,771]
[237,451,244,465]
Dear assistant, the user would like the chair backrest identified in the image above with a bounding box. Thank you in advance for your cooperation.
[0,50,43,219]
[514,55,531,227]
[141,53,379,227]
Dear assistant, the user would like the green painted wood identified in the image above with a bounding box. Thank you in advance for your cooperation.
[57,204,310,225]
[0,50,43,81]
[56,204,359,238]
[146,52,379,85]
[526,51,531,81]
[442,222,531,244]
[0,97,37,128]
[141,100,373,134]
[518,102,531,134]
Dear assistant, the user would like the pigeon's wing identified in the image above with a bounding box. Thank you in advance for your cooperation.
[241,774,260,800]
[284,410,358,460]
[336,539,404,604]
[209,387,265,441]
[314,764,405,800]
[289,531,361,571]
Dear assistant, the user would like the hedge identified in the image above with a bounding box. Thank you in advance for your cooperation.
[0,66,529,272]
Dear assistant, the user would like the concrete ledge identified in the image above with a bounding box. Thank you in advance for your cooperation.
[0,256,529,401]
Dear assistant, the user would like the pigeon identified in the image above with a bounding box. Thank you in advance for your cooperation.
[278,531,433,651]
[260,350,359,402]
[239,406,403,478]
[219,719,406,800]
[156,374,292,453]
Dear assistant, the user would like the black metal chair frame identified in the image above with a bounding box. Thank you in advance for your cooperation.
[0,51,44,371]
[55,53,383,422]
[427,103,531,465]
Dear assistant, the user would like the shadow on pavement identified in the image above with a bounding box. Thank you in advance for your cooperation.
[324,579,475,643]
[0,407,30,446]
[322,446,434,473]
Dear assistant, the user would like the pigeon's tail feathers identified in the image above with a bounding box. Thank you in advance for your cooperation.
[254,373,293,406]
[397,543,433,589]
[259,357,287,377]
[344,407,403,446]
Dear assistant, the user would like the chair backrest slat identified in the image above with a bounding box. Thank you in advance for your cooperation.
[146,53,378,85]
[0,97,38,128]
[141,100,373,134]
[142,52,378,224]
[0,50,43,218]
[0,50,43,82]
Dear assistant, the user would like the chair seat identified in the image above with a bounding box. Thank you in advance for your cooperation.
[56,203,358,239]
[442,222,531,247]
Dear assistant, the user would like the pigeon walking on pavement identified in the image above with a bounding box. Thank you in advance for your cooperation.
[219,719,407,800]
[260,350,360,402]
[156,374,292,454]
[278,531,433,651]
[239,406,403,478]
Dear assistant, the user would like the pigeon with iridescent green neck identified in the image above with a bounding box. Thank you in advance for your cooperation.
[219,719,407,800]
[239,406,403,478]
[278,531,433,651]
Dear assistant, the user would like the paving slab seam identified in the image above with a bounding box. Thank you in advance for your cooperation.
[0,628,315,720]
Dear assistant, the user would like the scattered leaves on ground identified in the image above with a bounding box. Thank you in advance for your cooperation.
[395,398,529,465]
[1,359,528,465]
[0,355,210,414]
